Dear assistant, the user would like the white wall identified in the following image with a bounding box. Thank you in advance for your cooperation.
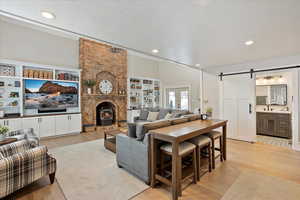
[158,61,201,112]
[128,55,201,112]
[0,18,79,68]
[202,71,220,118]
[127,54,159,79]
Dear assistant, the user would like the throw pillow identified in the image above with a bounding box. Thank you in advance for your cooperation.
[147,112,159,121]
[139,110,149,120]
[164,113,173,119]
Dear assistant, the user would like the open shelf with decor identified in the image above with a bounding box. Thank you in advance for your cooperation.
[128,77,160,109]
[23,66,54,80]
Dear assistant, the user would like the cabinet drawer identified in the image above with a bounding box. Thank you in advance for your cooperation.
[278,121,289,128]
[277,114,290,120]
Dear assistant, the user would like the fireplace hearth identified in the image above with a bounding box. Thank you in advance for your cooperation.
[96,102,116,126]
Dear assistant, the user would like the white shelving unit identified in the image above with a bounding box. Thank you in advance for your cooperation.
[0,59,82,138]
[128,77,161,109]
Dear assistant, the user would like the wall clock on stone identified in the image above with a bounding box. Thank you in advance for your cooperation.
[99,80,113,95]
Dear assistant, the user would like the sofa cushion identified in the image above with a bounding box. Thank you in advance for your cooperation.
[158,108,171,120]
[149,107,160,112]
[170,117,189,125]
[171,110,188,118]
[184,114,201,121]
[139,110,149,120]
[136,122,149,141]
[143,120,171,133]
[147,112,159,121]
[136,120,171,141]
[127,123,137,138]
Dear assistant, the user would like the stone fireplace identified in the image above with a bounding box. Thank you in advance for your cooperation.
[80,38,127,130]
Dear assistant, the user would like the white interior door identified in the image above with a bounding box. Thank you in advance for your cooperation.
[220,74,256,142]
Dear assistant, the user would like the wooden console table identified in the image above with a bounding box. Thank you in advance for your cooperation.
[150,119,227,200]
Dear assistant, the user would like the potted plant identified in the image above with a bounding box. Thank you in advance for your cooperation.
[83,80,96,95]
[206,107,213,117]
[0,126,9,141]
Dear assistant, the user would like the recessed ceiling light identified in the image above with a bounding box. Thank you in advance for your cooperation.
[152,49,159,53]
[245,40,254,46]
[195,64,201,67]
[41,11,56,19]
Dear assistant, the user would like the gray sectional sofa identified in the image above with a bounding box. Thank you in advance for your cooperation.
[116,111,201,184]
[134,108,190,123]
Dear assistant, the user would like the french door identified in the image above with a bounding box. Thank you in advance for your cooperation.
[165,87,190,110]
[220,74,256,142]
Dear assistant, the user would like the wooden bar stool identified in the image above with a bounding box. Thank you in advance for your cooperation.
[189,135,212,181]
[159,142,197,196]
[204,131,223,169]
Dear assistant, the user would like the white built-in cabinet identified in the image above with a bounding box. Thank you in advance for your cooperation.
[55,114,82,135]
[21,114,82,138]
[0,118,23,132]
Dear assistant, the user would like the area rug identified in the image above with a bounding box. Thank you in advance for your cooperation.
[50,139,149,200]
[221,171,300,200]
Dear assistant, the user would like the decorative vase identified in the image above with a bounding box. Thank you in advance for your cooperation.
[0,134,6,141]
[87,88,92,95]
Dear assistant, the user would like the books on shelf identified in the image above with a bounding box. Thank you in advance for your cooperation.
[128,77,160,109]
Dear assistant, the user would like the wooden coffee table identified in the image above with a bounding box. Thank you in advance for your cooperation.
[104,129,126,153]
[0,138,17,146]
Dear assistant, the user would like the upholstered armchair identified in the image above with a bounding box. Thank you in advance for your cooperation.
[0,140,56,198]
[6,128,39,147]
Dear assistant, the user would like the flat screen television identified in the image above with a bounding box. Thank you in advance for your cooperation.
[24,79,79,111]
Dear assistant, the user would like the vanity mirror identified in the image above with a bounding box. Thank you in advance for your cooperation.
[256,84,287,106]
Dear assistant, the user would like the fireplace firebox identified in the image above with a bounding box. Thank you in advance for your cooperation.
[96,102,116,126]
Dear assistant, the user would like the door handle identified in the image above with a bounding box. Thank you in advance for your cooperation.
[249,104,252,114]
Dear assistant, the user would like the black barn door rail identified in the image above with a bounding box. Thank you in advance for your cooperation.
[219,65,300,81]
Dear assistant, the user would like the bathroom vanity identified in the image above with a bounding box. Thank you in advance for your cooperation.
[256,111,291,139]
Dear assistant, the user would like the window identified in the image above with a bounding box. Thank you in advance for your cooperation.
[168,91,176,109]
[166,87,189,110]
[180,91,189,110]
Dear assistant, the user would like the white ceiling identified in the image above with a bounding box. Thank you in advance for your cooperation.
[1,0,300,71]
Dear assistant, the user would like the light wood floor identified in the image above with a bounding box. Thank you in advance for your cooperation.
[4,131,300,200]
